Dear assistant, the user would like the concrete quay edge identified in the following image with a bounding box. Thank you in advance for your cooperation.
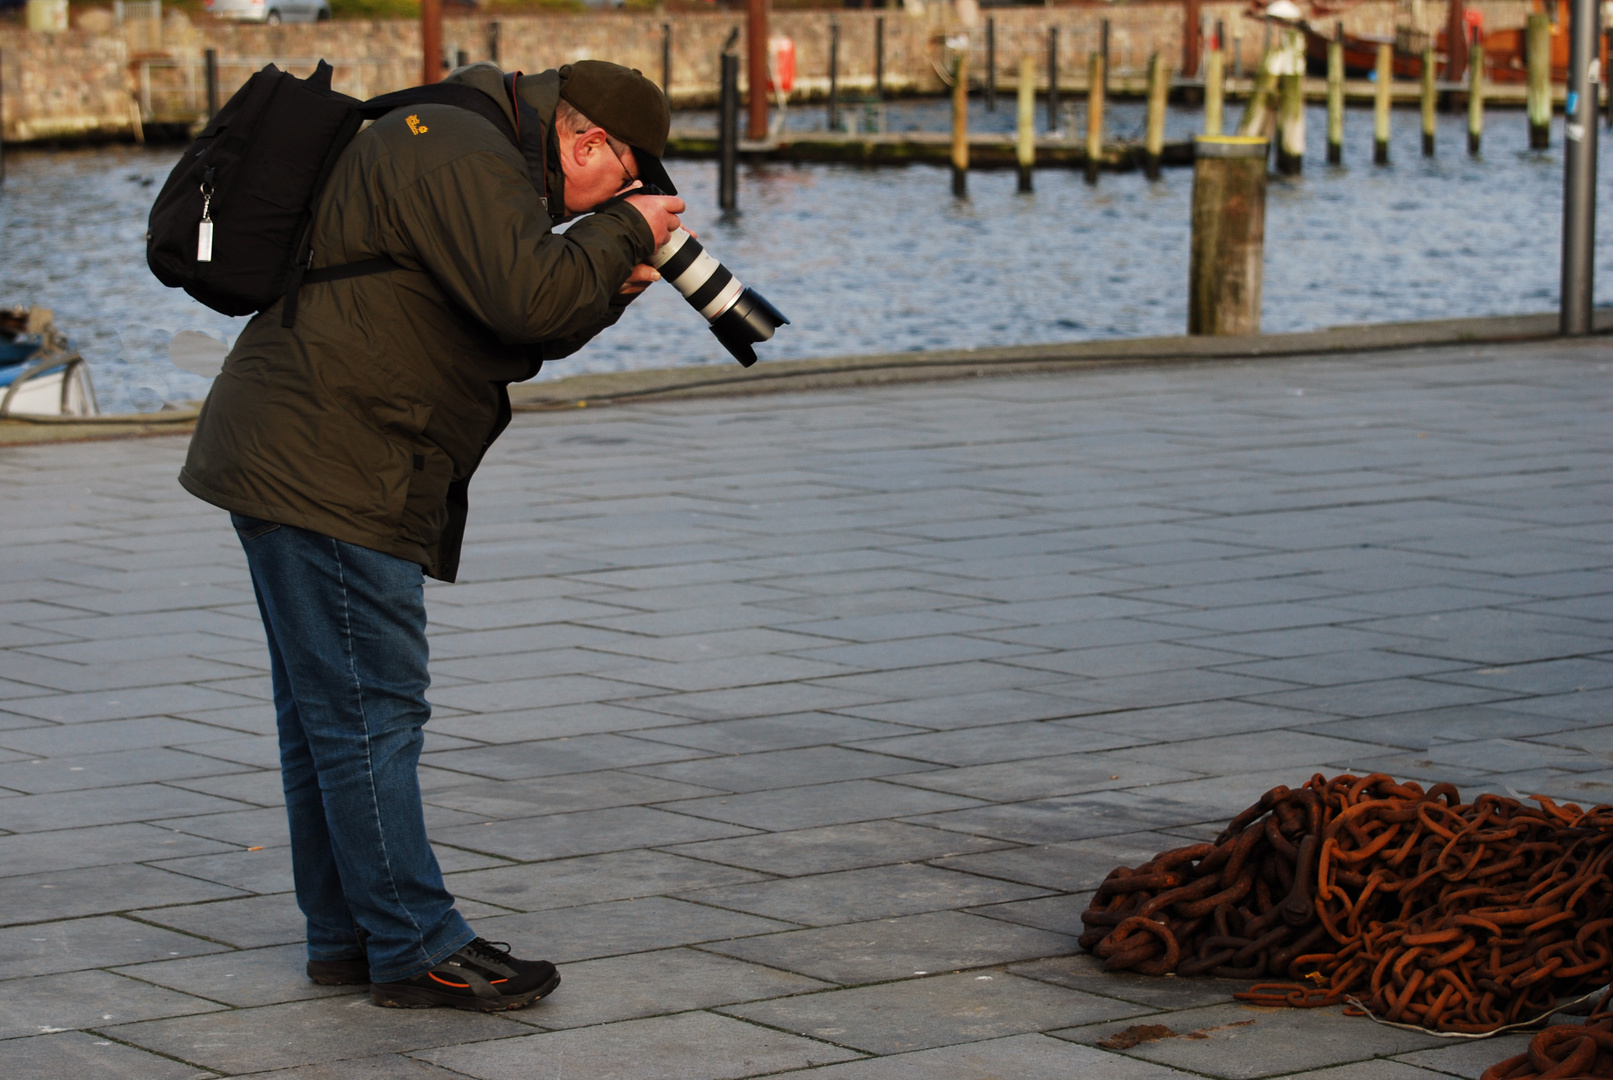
[0,310,1603,446]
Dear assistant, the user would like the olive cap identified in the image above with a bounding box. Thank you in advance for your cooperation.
[557,60,677,196]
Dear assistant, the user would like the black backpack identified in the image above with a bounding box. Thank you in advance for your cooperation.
[147,62,535,326]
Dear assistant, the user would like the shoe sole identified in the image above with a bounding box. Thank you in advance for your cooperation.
[370,969,560,1012]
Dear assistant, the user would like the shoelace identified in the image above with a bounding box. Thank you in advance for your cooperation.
[464,938,514,965]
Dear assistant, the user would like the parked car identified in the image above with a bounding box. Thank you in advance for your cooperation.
[205,0,329,23]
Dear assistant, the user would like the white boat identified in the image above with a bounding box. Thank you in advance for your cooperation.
[0,307,100,419]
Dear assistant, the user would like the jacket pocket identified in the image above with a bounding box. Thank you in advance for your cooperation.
[230,512,282,539]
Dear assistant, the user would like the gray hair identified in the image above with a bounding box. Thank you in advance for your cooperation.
[554,99,631,159]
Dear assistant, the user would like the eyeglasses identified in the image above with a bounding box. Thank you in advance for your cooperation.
[604,137,638,191]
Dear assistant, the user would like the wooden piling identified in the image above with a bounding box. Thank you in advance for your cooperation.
[828,22,840,133]
[205,48,219,119]
[1047,28,1060,132]
[1017,55,1036,192]
[421,0,443,83]
[661,23,672,95]
[488,20,499,64]
[1236,54,1276,138]
[747,0,769,141]
[952,50,969,197]
[1204,46,1224,135]
[456,49,468,69]
[1527,12,1551,148]
[719,52,739,210]
[1469,41,1485,155]
[875,16,885,101]
[1421,47,1436,155]
[1145,52,1169,179]
[1189,135,1269,335]
[1276,40,1303,175]
[1086,52,1106,182]
[1326,33,1344,163]
[986,17,997,112]
[1374,43,1392,164]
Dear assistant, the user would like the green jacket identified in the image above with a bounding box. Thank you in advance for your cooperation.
[180,64,655,581]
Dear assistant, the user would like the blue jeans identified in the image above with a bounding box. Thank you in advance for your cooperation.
[232,513,475,983]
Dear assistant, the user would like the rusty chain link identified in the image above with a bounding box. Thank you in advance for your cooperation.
[1481,988,1613,1079]
[1079,773,1613,1038]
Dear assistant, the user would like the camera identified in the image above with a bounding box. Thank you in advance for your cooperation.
[649,227,788,367]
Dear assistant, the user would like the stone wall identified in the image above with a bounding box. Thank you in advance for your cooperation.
[0,0,1536,143]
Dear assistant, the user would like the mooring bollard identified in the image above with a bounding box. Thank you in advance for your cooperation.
[1421,48,1436,155]
[952,49,969,197]
[662,23,672,96]
[205,48,219,120]
[828,22,840,133]
[986,17,997,112]
[1374,43,1392,164]
[488,21,500,64]
[1086,51,1106,182]
[1017,55,1036,191]
[1327,29,1344,163]
[1559,0,1599,335]
[457,49,469,69]
[1204,45,1224,135]
[1236,52,1275,138]
[1189,135,1268,335]
[1469,42,1485,155]
[1145,52,1169,179]
[1047,28,1060,132]
[1276,52,1303,174]
[875,16,885,101]
[719,52,739,211]
[1527,13,1552,148]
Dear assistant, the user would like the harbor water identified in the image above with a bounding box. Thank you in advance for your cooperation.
[1,101,1608,413]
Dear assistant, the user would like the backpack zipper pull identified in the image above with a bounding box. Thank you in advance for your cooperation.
[197,167,216,263]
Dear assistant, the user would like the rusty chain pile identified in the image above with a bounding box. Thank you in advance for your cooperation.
[1080,773,1613,1036]
[1481,990,1613,1079]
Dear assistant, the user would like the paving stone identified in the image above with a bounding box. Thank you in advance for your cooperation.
[109,996,520,1074]
[0,821,235,877]
[446,849,770,912]
[1051,1001,1449,1079]
[0,716,247,756]
[634,746,939,793]
[888,753,1199,802]
[663,820,1012,877]
[421,732,710,781]
[0,781,258,832]
[1264,1063,1457,1080]
[662,779,986,832]
[849,721,1144,766]
[417,1011,861,1079]
[968,893,1093,937]
[216,1055,470,1079]
[0,969,222,1039]
[132,892,310,949]
[682,863,1049,927]
[420,769,719,819]
[931,832,1185,893]
[761,1031,1199,1078]
[474,896,795,963]
[0,684,259,723]
[704,909,1076,986]
[423,701,695,743]
[1008,952,1250,1009]
[632,713,924,754]
[906,786,1229,846]
[0,747,255,794]
[837,689,1098,730]
[724,969,1147,1055]
[502,947,832,1030]
[0,916,229,980]
[431,805,755,862]
[0,1029,213,1079]
[0,862,246,925]
[1391,1033,1537,1079]
[114,943,367,1007]
[152,846,295,894]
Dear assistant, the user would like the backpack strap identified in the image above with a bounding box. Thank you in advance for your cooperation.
[282,82,526,329]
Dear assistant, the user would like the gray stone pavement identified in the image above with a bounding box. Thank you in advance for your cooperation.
[0,337,1609,1079]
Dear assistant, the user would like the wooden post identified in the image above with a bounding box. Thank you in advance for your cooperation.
[1276,31,1303,174]
[746,0,768,141]
[1421,47,1436,155]
[1236,54,1276,138]
[0,49,6,185]
[1469,41,1485,154]
[1560,0,1599,335]
[1527,12,1551,148]
[720,52,739,210]
[1086,51,1105,181]
[421,0,443,84]
[986,17,996,111]
[205,47,219,119]
[1047,28,1060,132]
[1189,135,1269,335]
[1204,46,1224,134]
[488,20,499,64]
[1017,54,1035,191]
[1447,0,1468,81]
[828,22,840,132]
[456,49,468,70]
[1185,0,1202,77]
[1327,31,1344,163]
[1145,52,1169,178]
[1374,42,1391,164]
[875,16,885,101]
[952,49,969,197]
[662,23,672,96]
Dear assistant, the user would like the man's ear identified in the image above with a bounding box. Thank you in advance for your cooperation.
[570,127,608,166]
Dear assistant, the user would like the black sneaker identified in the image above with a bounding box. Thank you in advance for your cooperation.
[370,938,559,1012]
[306,956,370,985]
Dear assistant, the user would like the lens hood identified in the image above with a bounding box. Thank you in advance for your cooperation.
[709,288,790,367]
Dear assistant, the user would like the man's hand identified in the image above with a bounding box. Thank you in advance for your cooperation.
[623,193,686,250]
[619,264,660,296]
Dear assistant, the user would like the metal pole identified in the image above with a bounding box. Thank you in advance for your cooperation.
[1560,0,1599,334]
[720,52,739,211]
[662,23,672,97]
[421,0,443,84]
[986,17,996,111]
[746,0,768,140]
[1047,27,1059,132]
[205,47,218,119]
[1100,19,1110,91]
[828,22,840,132]
[875,16,885,101]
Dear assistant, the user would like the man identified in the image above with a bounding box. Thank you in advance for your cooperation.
[178,60,686,1012]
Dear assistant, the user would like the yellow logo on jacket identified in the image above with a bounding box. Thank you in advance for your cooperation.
[405,114,428,135]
